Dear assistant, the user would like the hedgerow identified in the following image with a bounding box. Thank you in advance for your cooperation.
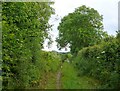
[2,2,55,89]
[74,38,120,89]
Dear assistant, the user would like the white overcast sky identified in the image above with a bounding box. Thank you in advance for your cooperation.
[43,0,119,52]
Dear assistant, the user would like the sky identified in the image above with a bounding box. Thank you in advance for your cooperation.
[43,0,119,52]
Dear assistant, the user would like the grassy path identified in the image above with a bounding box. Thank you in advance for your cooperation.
[56,70,61,89]
[39,61,100,89]
[61,62,100,89]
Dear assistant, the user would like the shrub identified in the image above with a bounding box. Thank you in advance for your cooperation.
[74,38,120,88]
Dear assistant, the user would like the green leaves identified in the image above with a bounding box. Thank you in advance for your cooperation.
[57,5,106,54]
[2,2,54,89]
[74,38,120,89]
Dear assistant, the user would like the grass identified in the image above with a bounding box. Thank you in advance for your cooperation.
[35,60,101,89]
[45,72,57,89]
[38,72,57,89]
[61,62,100,89]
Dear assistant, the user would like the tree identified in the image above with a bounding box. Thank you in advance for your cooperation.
[2,2,54,89]
[56,5,107,54]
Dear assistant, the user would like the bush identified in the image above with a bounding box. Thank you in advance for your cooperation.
[40,51,61,73]
[2,2,54,89]
[74,38,120,89]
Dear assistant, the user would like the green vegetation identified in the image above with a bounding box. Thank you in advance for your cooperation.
[56,5,120,89]
[56,5,107,54]
[61,62,100,89]
[2,2,119,90]
[2,2,55,89]
[74,37,120,89]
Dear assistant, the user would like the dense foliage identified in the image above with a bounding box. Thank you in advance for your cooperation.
[74,37,120,89]
[40,51,61,73]
[56,5,107,54]
[2,2,119,89]
[2,2,55,89]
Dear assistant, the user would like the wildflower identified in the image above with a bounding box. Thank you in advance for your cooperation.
[97,57,100,59]
[101,51,105,53]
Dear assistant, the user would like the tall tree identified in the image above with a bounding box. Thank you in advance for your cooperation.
[56,5,107,54]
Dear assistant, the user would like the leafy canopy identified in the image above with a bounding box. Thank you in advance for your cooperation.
[56,5,107,54]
